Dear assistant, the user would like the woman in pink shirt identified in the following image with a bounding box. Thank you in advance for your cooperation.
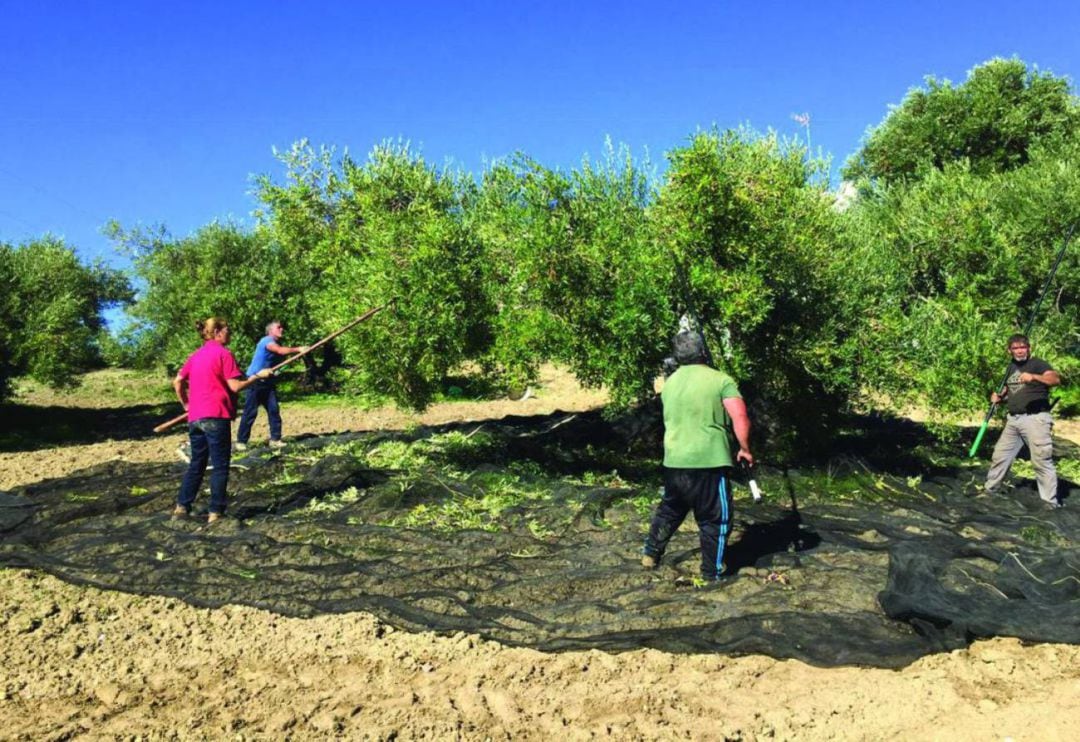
[172,317,271,522]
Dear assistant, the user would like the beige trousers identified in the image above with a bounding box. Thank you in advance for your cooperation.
[985,412,1057,503]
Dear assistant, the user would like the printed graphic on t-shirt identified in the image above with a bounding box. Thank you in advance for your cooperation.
[1004,358,1053,415]
[1005,367,1024,396]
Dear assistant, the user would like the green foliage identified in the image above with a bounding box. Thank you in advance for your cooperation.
[389,470,551,534]
[467,157,569,391]
[289,431,554,533]
[256,140,493,410]
[845,58,1080,185]
[1056,458,1080,483]
[0,237,132,401]
[73,55,1080,451]
[1019,524,1069,547]
[1052,384,1080,417]
[836,58,1080,424]
[652,128,849,447]
[470,141,670,408]
[291,485,364,517]
[108,221,314,372]
[839,138,1080,420]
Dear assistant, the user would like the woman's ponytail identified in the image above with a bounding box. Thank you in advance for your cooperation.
[196,316,229,341]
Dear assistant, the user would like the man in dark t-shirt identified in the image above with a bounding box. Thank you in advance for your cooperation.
[985,334,1062,508]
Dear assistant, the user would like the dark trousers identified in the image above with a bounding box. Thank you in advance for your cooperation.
[177,418,232,514]
[644,467,733,580]
[236,379,281,443]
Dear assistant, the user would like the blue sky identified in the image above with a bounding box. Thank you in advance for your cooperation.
[3,1,1080,273]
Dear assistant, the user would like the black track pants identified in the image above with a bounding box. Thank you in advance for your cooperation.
[643,467,733,580]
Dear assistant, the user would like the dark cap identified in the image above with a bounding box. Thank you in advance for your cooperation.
[672,331,707,365]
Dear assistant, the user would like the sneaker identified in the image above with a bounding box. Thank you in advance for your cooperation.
[234,441,248,452]
[268,439,288,450]
[1045,499,1064,510]
[641,554,659,569]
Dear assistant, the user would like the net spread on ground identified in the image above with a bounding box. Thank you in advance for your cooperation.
[1,410,1076,668]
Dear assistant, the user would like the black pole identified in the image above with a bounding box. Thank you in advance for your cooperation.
[672,254,715,368]
[969,223,1077,457]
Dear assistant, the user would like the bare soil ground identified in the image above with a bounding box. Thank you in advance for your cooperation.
[2,368,1078,740]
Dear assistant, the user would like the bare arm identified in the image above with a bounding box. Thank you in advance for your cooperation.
[267,342,310,356]
[722,396,754,466]
[1018,370,1061,386]
[226,368,273,394]
[172,375,189,409]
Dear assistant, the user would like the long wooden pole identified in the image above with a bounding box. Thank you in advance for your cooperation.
[153,300,394,434]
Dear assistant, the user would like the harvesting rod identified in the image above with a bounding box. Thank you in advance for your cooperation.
[153,299,395,434]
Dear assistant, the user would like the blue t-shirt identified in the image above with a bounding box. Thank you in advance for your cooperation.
[246,336,279,376]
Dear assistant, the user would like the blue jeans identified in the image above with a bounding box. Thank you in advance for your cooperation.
[177,418,232,514]
[236,379,281,443]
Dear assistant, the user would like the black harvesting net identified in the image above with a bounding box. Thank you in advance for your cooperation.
[1,409,1076,668]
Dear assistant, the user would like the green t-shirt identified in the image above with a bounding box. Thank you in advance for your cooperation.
[661,363,742,468]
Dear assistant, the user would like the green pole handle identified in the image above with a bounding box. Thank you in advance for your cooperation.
[968,398,999,458]
[968,421,990,458]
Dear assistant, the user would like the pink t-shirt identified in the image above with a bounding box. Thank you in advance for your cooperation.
[178,340,244,421]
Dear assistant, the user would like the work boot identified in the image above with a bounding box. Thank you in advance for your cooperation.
[268,439,288,450]
[171,505,188,519]
[234,441,248,452]
[207,512,224,525]
[641,554,659,569]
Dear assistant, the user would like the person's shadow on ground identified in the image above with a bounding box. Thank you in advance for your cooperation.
[725,508,821,572]
[0,402,176,453]
[724,473,821,573]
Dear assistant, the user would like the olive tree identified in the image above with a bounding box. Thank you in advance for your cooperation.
[469,143,669,409]
[107,221,313,373]
[845,58,1080,185]
[0,237,132,401]
[256,140,493,409]
[652,128,850,448]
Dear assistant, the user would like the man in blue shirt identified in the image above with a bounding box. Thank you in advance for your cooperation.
[235,320,309,451]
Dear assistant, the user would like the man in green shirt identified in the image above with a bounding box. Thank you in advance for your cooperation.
[642,331,754,581]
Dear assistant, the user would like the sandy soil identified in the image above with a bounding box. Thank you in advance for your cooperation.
[2,569,1078,741]
[2,368,1078,740]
